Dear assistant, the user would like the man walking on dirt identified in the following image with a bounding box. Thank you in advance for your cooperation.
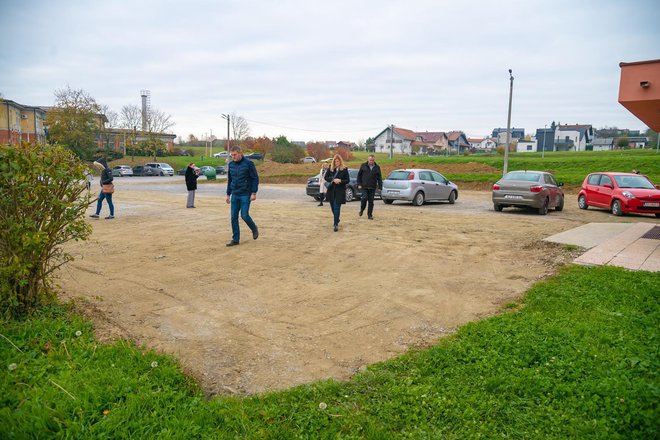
[357,154,383,220]
[225,146,259,246]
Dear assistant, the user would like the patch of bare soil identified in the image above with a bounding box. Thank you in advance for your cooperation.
[59,188,594,396]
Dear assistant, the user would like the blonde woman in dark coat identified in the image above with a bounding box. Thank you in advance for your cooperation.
[324,154,350,232]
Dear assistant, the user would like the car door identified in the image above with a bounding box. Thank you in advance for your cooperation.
[431,171,452,200]
[542,173,559,205]
[592,174,614,208]
[418,171,438,200]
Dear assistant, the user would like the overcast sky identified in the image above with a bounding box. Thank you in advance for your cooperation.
[2,0,659,142]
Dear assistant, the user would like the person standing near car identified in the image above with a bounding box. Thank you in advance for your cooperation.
[225,146,259,246]
[90,158,115,219]
[185,162,200,208]
[318,161,329,206]
[325,154,350,232]
[357,154,382,220]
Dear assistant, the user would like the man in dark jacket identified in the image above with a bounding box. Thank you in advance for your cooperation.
[357,155,382,220]
[185,162,199,208]
[225,146,259,246]
[90,158,115,219]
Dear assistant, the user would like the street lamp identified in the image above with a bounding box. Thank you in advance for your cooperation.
[541,124,547,159]
[503,69,514,176]
[221,114,230,151]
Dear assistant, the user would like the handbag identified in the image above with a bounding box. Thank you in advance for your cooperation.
[102,183,115,194]
[324,181,332,189]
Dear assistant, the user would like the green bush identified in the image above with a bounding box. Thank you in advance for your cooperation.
[0,143,92,318]
[271,136,305,163]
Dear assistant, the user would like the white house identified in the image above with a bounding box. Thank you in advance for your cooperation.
[516,139,538,152]
[469,137,497,151]
[373,126,416,154]
[592,138,614,151]
[554,124,593,151]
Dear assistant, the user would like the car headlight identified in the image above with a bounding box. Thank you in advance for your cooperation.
[622,191,635,199]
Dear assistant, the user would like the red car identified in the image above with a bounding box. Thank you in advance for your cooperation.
[578,172,660,218]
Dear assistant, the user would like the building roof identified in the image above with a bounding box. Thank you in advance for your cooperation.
[393,127,417,140]
[593,137,614,145]
[415,131,446,143]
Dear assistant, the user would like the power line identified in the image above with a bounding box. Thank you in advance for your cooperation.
[244,118,382,134]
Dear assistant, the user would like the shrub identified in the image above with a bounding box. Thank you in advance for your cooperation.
[334,146,353,162]
[0,142,92,318]
[271,136,305,163]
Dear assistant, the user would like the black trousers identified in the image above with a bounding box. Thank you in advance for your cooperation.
[360,188,377,216]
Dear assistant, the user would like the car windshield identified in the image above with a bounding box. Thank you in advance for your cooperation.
[387,171,411,180]
[614,175,655,189]
[502,171,541,182]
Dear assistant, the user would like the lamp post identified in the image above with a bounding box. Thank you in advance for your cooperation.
[221,114,230,151]
[503,69,514,176]
[541,124,546,159]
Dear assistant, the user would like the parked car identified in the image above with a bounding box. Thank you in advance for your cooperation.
[578,172,660,218]
[381,169,458,206]
[492,170,564,215]
[302,156,317,163]
[245,152,263,161]
[215,165,226,175]
[144,162,175,176]
[213,151,230,158]
[306,168,380,202]
[177,167,187,176]
[112,165,133,177]
[132,165,145,176]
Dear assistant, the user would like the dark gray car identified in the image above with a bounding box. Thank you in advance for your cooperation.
[492,170,564,215]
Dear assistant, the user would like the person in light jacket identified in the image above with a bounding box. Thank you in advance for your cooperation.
[89,158,115,219]
[324,154,350,232]
[185,162,200,208]
[317,161,329,206]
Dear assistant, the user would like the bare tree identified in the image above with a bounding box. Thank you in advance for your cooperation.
[119,104,142,131]
[146,108,175,133]
[231,113,250,141]
[100,104,119,128]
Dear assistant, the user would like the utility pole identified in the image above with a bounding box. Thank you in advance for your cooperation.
[209,128,213,157]
[221,114,230,151]
[388,124,394,160]
[541,124,546,159]
[504,69,514,176]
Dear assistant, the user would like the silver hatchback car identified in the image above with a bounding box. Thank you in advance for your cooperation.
[492,170,564,215]
[381,169,458,206]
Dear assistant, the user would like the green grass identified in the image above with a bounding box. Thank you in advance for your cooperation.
[2,265,658,438]
[352,149,660,187]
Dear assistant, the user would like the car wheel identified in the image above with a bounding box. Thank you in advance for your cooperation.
[383,198,394,204]
[159,171,164,176]
[345,187,354,202]
[611,200,623,216]
[412,191,425,206]
[578,194,588,210]
[555,195,564,212]
[655,213,660,218]
[448,191,456,204]
[538,197,549,215]
[493,203,503,212]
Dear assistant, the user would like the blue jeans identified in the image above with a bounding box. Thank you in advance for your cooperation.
[230,194,257,243]
[330,200,342,226]
[96,191,114,216]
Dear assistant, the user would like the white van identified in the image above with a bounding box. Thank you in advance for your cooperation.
[144,162,175,176]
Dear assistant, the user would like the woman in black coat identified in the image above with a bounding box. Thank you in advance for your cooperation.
[185,163,200,208]
[324,154,350,232]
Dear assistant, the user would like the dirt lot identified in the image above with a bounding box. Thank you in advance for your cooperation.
[58,176,656,395]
